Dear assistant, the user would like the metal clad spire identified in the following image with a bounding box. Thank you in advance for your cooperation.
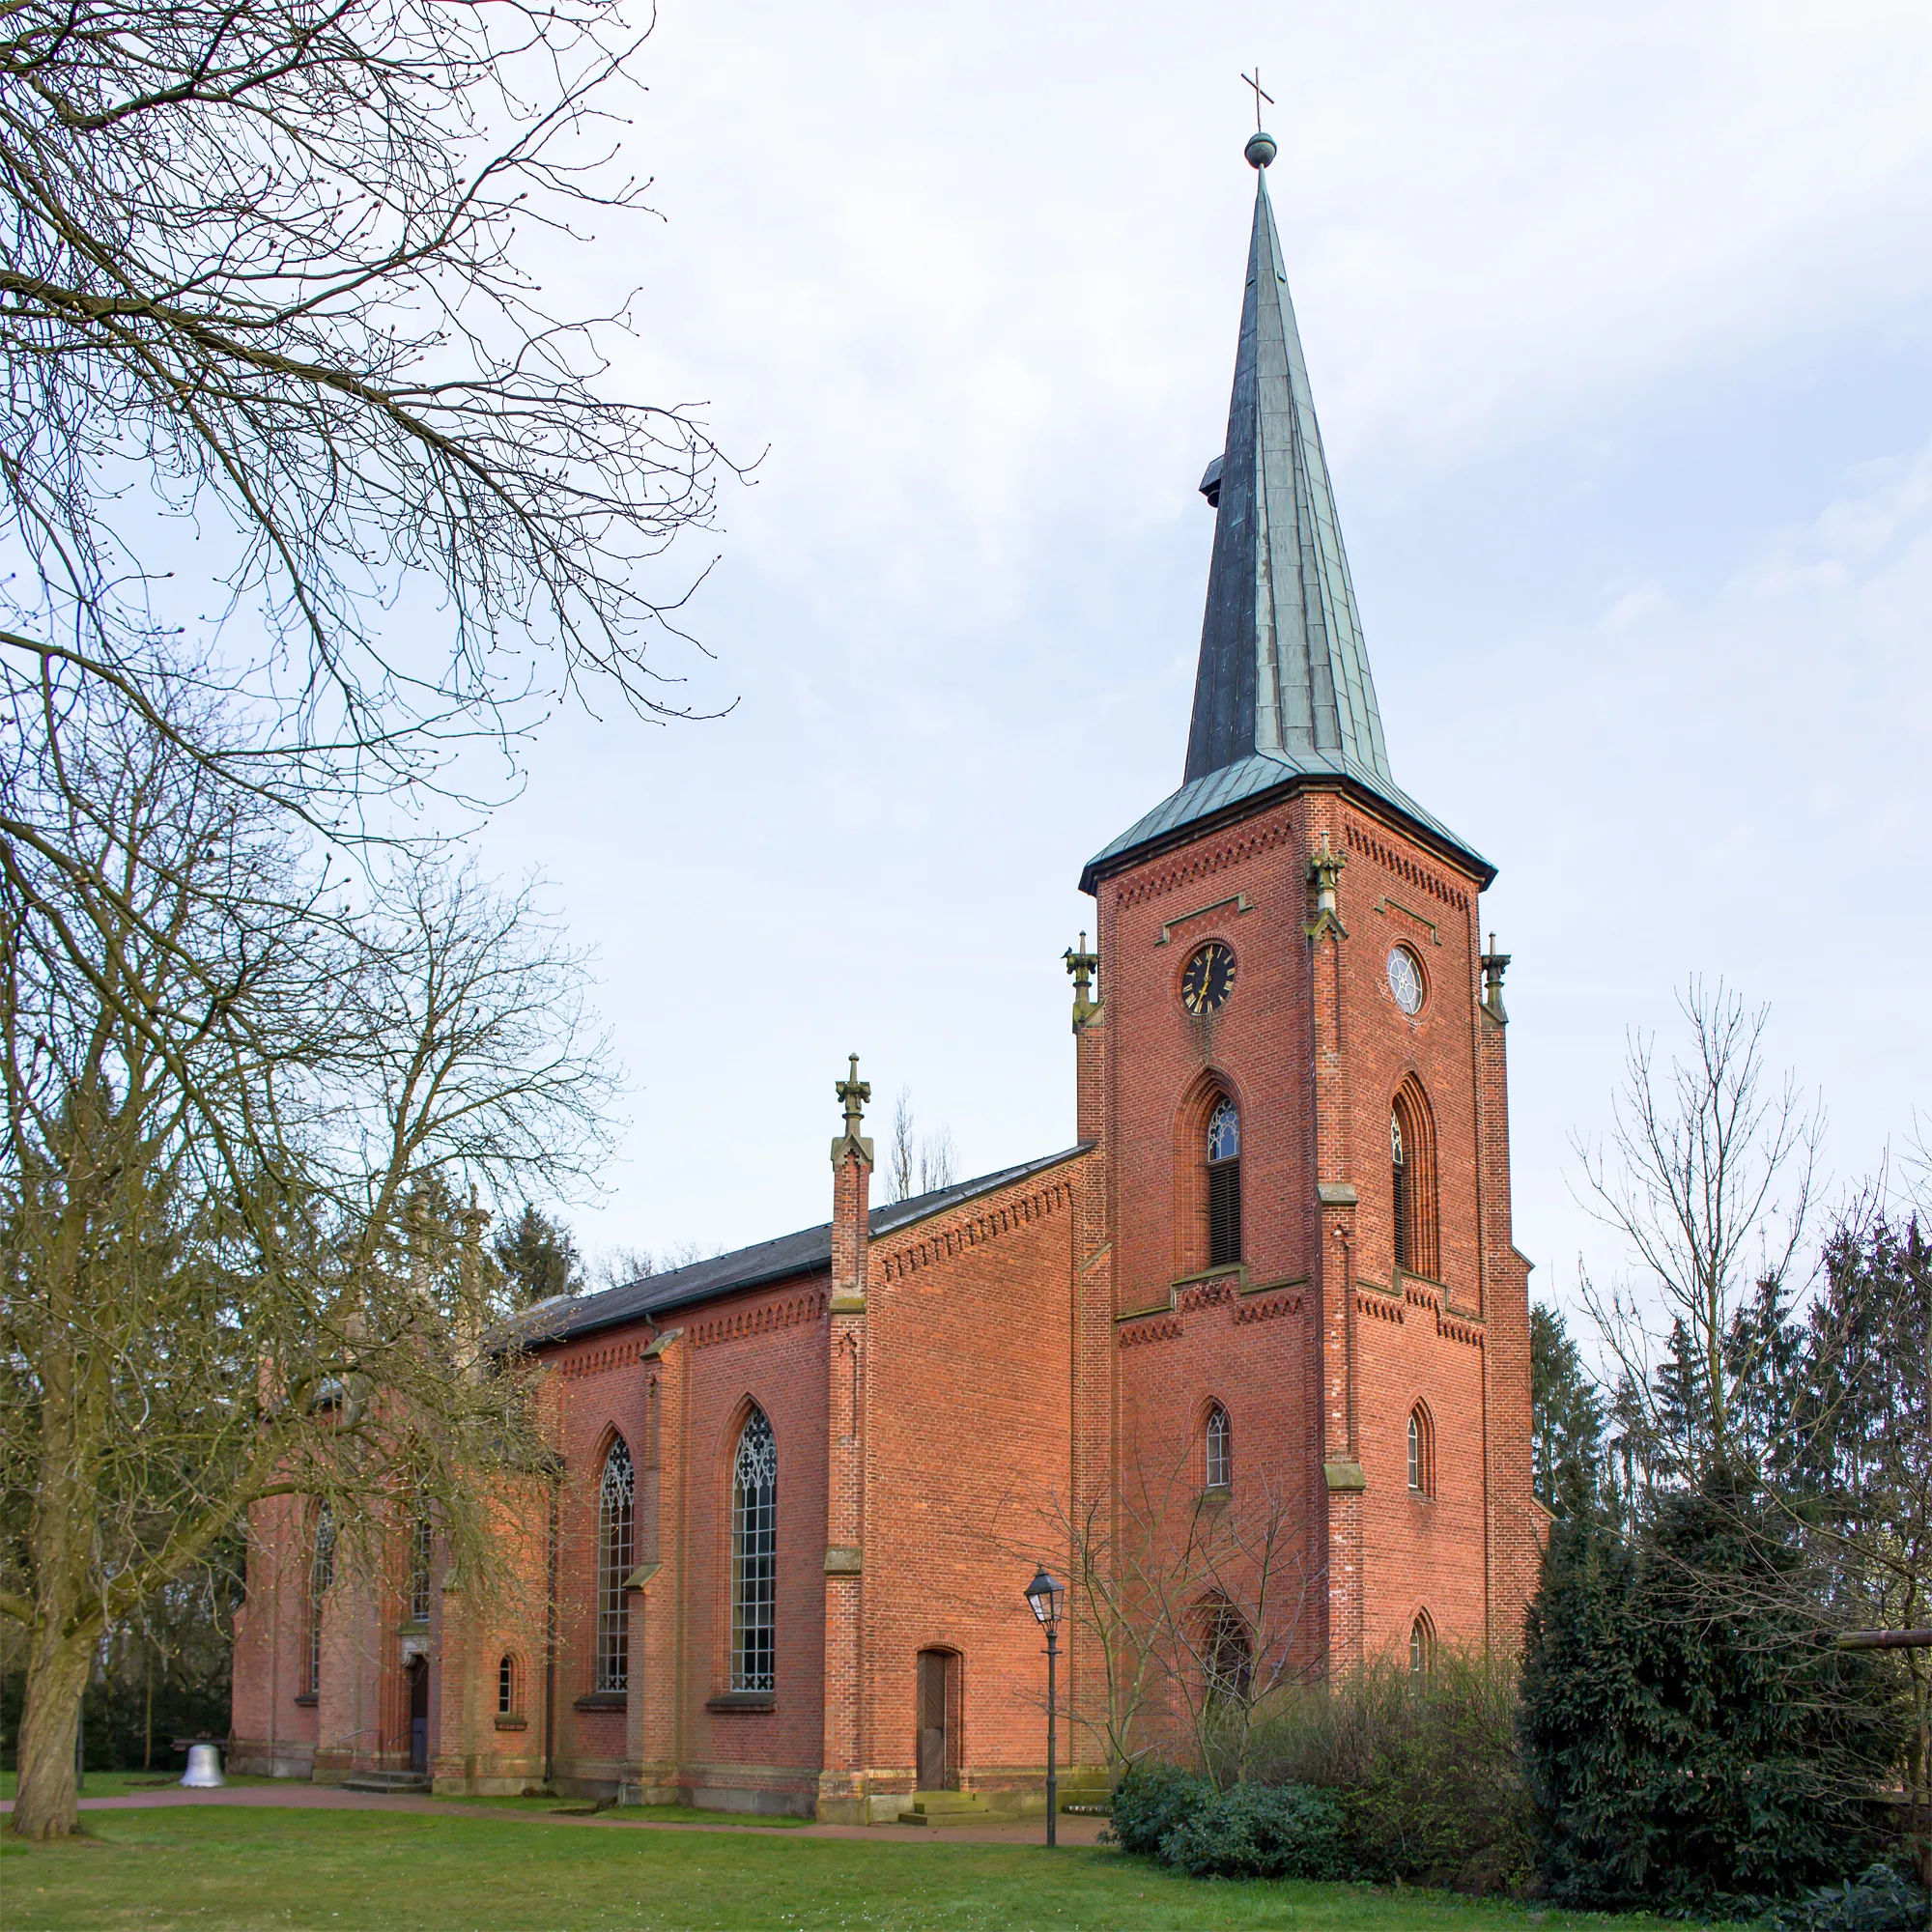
[1182,146,1392,791]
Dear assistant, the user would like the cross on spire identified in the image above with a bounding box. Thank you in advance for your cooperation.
[1240,68,1274,128]
[835,1053,870,1140]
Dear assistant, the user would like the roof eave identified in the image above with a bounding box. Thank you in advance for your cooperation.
[1079,770,1497,896]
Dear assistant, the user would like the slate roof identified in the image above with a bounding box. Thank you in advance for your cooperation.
[1080,750,1492,894]
[516,1145,1093,1349]
[1083,144,1490,893]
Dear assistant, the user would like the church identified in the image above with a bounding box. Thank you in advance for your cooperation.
[230,130,1543,1819]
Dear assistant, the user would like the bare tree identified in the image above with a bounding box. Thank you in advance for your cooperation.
[989,1438,1321,1788]
[0,694,615,1839]
[1572,979,1822,1479]
[882,1088,957,1205]
[2,0,734,814]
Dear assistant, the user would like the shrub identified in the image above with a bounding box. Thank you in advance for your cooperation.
[1158,1780,1349,1881]
[1108,1760,1210,1860]
[1520,1477,1907,1915]
[1769,1863,1930,1932]
[1241,1647,1536,1892]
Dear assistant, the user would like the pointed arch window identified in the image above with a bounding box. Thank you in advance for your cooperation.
[1407,1404,1435,1497]
[497,1653,520,1717]
[1206,1097,1242,1267]
[407,1502,434,1626]
[731,1408,778,1692]
[1200,1597,1253,1707]
[1390,1079,1438,1280]
[1205,1403,1232,1492]
[1409,1611,1435,1688]
[596,1437,635,1692]
[307,1502,335,1697]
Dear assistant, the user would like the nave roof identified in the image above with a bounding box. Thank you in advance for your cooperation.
[516,1144,1091,1349]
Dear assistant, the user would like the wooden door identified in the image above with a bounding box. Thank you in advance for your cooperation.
[916,1650,953,1790]
[408,1658,429,1775]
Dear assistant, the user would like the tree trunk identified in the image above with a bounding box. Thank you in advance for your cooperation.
[11,1625,94,1840]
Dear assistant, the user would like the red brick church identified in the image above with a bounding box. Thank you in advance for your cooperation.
[231,131,1542,1818]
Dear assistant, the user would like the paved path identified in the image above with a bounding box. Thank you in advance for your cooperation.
[1,1783,1109,1847]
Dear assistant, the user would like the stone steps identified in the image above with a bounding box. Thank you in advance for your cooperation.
[897,1790,994,1828]
[341,1770,432,1795]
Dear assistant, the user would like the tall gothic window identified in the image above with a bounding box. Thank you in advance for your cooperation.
[307,1502,335,1697]
[596,1437,635,1693]
[407,1503,434,1625]
[1206,1097,1241,1267]
[498,1654,519,1717]
[731,1408,778,1692]
[1205,1403,1232,1491]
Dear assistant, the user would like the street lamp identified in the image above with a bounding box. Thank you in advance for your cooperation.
[1024,1566,1065,1846]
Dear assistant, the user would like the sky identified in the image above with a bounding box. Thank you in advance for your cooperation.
[463,0,1932,1322]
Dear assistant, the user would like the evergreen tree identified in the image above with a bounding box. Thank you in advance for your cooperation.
[492,1204,582,1308]
[1531,1303,1605,1519]
[1520,1465,1906,1914]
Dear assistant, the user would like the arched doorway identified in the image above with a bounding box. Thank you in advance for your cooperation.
[915,1650,957,1791]
[406,1656,430,1775]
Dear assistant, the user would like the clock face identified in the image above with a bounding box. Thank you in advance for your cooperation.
[1181,941,1237,1016]
[1387,946,1424,1016]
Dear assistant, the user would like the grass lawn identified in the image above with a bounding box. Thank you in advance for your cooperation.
[424,1793,811,1827]
[0,1804,1727,1932]
[0,1771,278,1801]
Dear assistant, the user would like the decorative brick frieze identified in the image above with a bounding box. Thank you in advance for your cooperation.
[687,1289,827,1349]
[875,1179,1071,1285]
[1344,822,1470,914]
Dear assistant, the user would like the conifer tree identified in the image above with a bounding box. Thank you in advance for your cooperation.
[1520,1465,1905,1913]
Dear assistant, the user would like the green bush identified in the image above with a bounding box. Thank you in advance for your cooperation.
[1769,1863,1930,1932]
[1107,1761,1210,1860]
[1241,1648,1536,1892]
[1520,1478,1907,1915]
[1157,1781,1349,1881]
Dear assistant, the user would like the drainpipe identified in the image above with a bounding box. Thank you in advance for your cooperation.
[543,1477,559,1789]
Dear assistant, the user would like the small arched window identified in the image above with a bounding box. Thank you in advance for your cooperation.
[307,1501,335,1697]
[1206,1097,1241,1267]
[1407,1404,1434,1497]
[596,1437,635,1692]
[1205,1403,1232,1491]
[1409,1612,1435,1688]
[497,1653,519,1717]
[731,1408,778,1692]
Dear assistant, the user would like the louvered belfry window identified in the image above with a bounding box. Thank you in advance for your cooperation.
[1391,1109,1410,1272]
[1206,1097,1242,1267]
[596,1438,635,1692]
[731,1408,778,1692]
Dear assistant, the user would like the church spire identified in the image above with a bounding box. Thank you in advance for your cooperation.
[1183,133,1392,790]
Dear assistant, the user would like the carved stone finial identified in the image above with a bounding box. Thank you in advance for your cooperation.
[835,1053,870,1140]
[1304,833,1349,941]
[1063,931,1100,1031]
[1481,933,1512,1024]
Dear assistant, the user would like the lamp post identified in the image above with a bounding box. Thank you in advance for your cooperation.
[1024,1566,1065,1846]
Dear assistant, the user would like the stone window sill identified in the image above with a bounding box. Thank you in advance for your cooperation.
[1199,1484,1233,1506]
[705,1691,776,1713]
[493,1715,529,1731]
[293,1692,318,1708]
[573,1690,626,1712]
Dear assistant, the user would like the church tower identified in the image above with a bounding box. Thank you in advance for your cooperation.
[1078,131,1540,1670]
